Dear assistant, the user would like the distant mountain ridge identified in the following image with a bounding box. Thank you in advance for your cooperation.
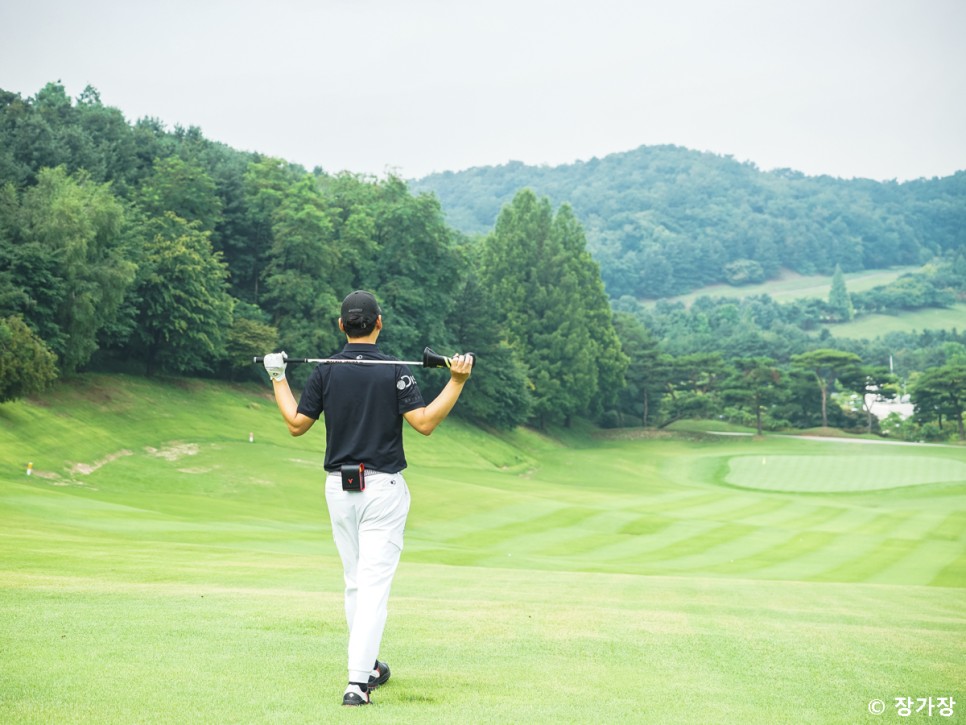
[410,145,966,299]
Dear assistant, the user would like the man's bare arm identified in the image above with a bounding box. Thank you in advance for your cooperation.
[403,354,473,436]
[272,377,316,436]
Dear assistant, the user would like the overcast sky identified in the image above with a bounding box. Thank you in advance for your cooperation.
[2,0,964,181]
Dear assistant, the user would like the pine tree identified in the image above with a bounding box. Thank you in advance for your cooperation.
[828,264,854,321]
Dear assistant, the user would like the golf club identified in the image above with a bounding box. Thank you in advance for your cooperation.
[253,347,474,369]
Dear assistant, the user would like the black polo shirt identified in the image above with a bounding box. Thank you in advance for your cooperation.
[296,343,426,473]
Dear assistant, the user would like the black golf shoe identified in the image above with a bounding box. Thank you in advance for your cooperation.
[369,660,391,688]
[342,684,370,706]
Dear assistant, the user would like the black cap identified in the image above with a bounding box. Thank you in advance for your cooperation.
[340,290,381,332]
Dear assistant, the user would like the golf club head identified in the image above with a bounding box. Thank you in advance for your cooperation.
[422,347,450,368]
[421,347,476,369]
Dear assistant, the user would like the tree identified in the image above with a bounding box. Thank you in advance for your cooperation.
[237,156,305,303]
[7,167,136,374]
[658,352,726,427]
[259,175,342,373]
[0,182,60,345]
[479,190,627,427]
[839,364,899,434]
[0,315,58,402]
[721,357,783,435]
[828,264,855,321]
[791,349,862,428]
[723,258,766,286]
[447,271,532,429]
[130,213,233,375]
[550,203,628,418]
[137,155,223,233]
[611,312,662,426]
[220,316,278,381]
[75,85,139,189]
[359,177,463,359]
[911,361,966,440]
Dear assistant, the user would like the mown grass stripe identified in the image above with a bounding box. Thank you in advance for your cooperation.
[854,509,922,538]
[702,531,840,576]
[873,539,966,586]
[931,510,966,543]
[748,503,850,531]
[725,497,796,522]
[930,551,966,588]
[444,506,600,548]
[888,509,960,542]
[638,491,733,514]
[592,521,723,563]
[530,520,672,559]
[813,537,925,583]
[803,505,888,535]
[411,500,547,543]
[473,511,643,560]
[749,534,874,582]
[629,522,760,566]
[680,496,792,524]
[535,532,630,558]
[619,514,676,537]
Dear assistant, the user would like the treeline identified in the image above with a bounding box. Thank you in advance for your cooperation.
[0,83,963,440]
[411,145,966,299]
[611,291,966,440]
[0,83,619,431]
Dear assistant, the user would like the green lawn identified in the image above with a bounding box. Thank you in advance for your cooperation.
[1,375,964,723]
[644,266,920,307]
[823,303,966,339]
[640,266,963,338]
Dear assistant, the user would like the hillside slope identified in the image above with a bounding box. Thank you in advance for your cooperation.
[411,144,966,298]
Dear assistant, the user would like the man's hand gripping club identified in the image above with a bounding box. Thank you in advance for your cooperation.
[264,351,315,436]
[263,351,288,381]
[402,352,473,436]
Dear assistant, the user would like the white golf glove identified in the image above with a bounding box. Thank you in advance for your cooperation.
[263,351,288,381]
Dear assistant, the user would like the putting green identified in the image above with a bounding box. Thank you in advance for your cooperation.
[726,454,966,492]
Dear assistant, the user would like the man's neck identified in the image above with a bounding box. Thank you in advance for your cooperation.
[346,334,379,345]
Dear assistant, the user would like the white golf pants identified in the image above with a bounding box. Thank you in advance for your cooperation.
[325,471,410,684]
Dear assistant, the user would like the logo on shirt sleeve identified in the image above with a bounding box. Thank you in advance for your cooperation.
[397,375,416,391]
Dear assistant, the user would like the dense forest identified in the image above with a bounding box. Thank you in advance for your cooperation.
[1,83,964,440]
[410,145,966,299]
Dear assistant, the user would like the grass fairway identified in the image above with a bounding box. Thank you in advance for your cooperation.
[823,303,966,340]
[1,375,964,723]
[644,266,920,308]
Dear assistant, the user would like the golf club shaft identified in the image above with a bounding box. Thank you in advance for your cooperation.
[253,347,474,369]
[253,356,425,366]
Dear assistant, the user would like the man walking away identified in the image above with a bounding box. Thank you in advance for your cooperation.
[263,290,473,706]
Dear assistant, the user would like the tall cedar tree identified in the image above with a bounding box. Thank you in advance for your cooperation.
[828,264,854,321]
[481,189,627,427]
